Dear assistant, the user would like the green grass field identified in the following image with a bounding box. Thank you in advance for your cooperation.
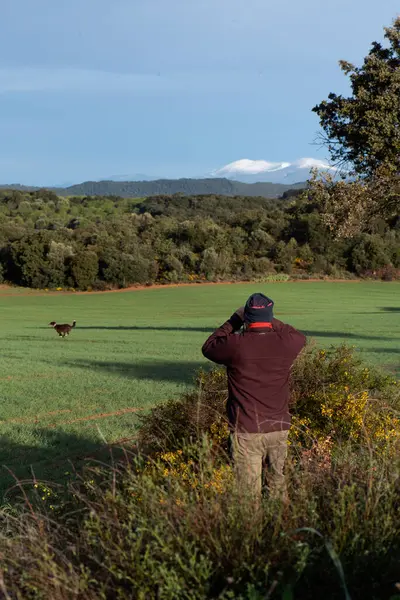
[0,281,399,494]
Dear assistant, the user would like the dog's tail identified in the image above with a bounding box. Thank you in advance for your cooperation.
[72,320,76,328]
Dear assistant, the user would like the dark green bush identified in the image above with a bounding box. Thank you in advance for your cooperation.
[69,250,99,290]
[348,234,392,275]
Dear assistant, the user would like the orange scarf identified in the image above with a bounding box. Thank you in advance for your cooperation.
[247,322,273,329]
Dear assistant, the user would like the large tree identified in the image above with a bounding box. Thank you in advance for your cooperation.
[305,170,399,238]
[311,17,400,236]
[313,17,400,176]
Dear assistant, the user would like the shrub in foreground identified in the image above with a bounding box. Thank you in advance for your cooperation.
[138,344,400,457]
[0,345,399,599]
[1,440,400,599]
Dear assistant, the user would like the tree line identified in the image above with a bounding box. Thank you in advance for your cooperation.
[0,178,305,199]
[2,17,400,290]
[0,187,398,290]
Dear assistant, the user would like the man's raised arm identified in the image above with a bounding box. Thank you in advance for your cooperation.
[201,308,244,365]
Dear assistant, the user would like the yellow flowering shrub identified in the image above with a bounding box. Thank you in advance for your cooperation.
[290,346,400,454]
[139,344,399,458]
[209,417,230,447]
[146,448,233,498]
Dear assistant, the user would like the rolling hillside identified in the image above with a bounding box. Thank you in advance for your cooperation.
[0,178,307,198]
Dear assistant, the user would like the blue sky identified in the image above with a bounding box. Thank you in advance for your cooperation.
[0,0,399,185]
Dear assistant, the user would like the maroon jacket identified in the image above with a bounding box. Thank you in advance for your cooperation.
[202,314,306,433]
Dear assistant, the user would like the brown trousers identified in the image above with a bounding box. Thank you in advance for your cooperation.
[231,430,289,501]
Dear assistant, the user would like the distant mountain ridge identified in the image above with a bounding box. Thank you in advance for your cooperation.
[0,178,307,198]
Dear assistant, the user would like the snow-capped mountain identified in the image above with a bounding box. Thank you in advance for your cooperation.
[90,158,337,186]
[210,158,337,184]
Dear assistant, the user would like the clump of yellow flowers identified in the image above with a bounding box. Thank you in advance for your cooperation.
[146,442,233,502]
[290,348,400,456]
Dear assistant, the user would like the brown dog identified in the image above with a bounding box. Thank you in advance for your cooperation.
[49,320,76,338]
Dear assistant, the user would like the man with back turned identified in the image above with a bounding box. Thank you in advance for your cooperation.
[202,293,306,501]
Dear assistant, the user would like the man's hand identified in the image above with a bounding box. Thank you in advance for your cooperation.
[235,306,245,321]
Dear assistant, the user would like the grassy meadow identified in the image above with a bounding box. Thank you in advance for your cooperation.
[0,281,399,494]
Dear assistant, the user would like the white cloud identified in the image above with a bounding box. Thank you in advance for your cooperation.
[213,159,291,176]
[293,157,336,170]
[212,157,337,176]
